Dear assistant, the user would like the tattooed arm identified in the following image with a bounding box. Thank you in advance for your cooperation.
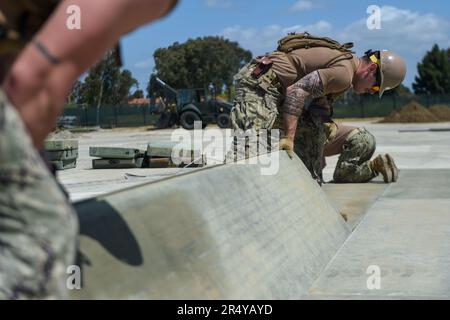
[309,96,332,110]
[281,70,324,139]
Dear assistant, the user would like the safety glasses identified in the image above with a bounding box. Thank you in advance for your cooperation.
[369,53,381,93]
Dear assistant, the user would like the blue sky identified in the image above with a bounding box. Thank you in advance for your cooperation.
[120,0,450,92]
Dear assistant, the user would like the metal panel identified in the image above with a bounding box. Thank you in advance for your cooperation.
[71,152,350,299]
[92,157,144,169]
[47,149,78,161]
[89,147,142,159]
[147,141,178,157]
[51,159,77,170]
[44,139,78,151]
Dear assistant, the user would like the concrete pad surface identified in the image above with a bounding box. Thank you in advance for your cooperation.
[309,169,450,299]
[322,182,388,229]
[53,121,450,299]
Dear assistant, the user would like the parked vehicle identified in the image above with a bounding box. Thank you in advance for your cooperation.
[149,75,233,130]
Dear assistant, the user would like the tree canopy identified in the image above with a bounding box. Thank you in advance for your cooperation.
[413,44,450,95]
[151,36,252,95]
[70,50,138,106]
[130,89,144,99]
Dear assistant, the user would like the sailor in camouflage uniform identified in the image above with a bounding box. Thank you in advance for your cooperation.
[229,32,406,184]
[0,0,177,299]
[322,122,398,183]
[0,90,78,299]
[0,0,77,300]
[228,59,282,160]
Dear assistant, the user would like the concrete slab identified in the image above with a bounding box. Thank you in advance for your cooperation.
[53,122,450,299]
[70,152,350,299]
[56,128,202,201]
[385,169,450,199]
[59,167,200,201]
[322,182,389,230]
[57,121,450,201]
[309,169,450,299]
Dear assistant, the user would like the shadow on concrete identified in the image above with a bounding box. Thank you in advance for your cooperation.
[326,180,386,185]
[75,199,143,266]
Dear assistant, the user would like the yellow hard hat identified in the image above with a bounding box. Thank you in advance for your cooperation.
[378,50,407,97]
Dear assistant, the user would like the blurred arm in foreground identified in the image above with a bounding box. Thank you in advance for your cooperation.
[3,0,177,148]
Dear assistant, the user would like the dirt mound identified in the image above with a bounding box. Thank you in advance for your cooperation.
[428,104,450,121]
[379,100,439,123]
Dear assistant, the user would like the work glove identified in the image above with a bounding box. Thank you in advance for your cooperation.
[279,137,294,159]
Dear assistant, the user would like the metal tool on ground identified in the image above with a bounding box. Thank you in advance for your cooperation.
[44,139,79,170]
[147,141,206,168]
[90,147,145,169]
[89,142,206,169]
[92,157,145,169]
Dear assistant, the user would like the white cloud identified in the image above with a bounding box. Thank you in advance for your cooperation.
[337,6,449,54]
[283,20,332,35]
[335,6,450,86]
[290,0,314,12]
[220,6,450,87]
[221,20,332,55]
[134,58,154,70]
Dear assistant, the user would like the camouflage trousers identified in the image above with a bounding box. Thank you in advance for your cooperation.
[294,113,327,182]
[230,61,282,131]
[0,90,78,299]
[284,119,376,183]
[273,111,327,182]
[227,61,282,161]
[228,60,327,178]
[333,128,377,183]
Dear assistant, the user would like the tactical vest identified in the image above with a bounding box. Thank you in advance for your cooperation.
[0,0,60,54]
[276,31,355,67]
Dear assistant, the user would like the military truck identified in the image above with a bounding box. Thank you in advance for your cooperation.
[149,75,233,130]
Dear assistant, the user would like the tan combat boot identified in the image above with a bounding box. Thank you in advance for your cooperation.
[370,154,392,183]
[385,153,399,182]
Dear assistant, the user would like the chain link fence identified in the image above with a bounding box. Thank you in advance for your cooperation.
[61,94,450,128]
[333,94,450,118]
[61,104,161,128]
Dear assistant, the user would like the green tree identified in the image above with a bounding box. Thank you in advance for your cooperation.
[130,89,144,99]
[82,50,120,106]
[67,80,83,104]
[151,36,252,96]
[413,44,450,94]
[113,70,138,104]
[78,50,138,106]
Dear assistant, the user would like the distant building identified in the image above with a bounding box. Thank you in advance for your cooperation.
[128,98,150,106]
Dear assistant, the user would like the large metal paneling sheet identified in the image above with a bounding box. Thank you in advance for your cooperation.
[71,152,349,299]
